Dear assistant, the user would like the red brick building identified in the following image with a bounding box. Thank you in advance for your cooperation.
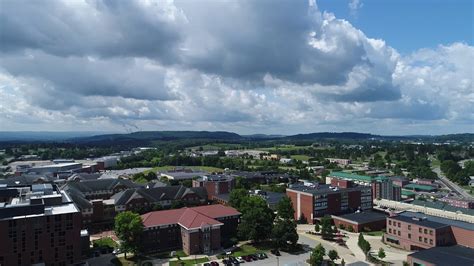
[332,210,387,232]
[141,205,240,255]
[286,182,372,224]
[384,211,474,251]
[192,175,235,200]
[0,184,83,266]
[438,197,474,209]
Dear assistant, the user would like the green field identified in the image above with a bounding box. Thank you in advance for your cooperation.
[261,145,312,152]
[290,155,312,161]
[147,165,224,174]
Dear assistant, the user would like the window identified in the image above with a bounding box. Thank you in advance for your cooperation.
[389,220,392,225]
[408,233,411,239]
[424,238,427,243]
[419,236,422,242]
[398,231,401,236]
[429,239,433,245]
[424,229,427,234]
[388,228,392,233]
[419,228,422,233]
[429,230,433,236]
[398,222,401,227]
[408,225,411,230]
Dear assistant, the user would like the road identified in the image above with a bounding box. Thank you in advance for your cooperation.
[432,166,473,199]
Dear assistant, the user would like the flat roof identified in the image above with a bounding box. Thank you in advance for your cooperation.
[411,199,474,216]
[287,183,369,195]
[391,211,474,231]
[408,245,474,265]
[404,183,436,191]
[334,210,387,224]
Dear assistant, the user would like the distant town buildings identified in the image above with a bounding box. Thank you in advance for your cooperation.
[328,172,401,201]
[438,197,474,209]
[159,169,209,180]
[192,175,235,200]
[326,158,352,166]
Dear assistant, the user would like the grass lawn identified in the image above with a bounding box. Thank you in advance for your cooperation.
[290,155,312,161]
[461,185,474,195]
[231,244,271,257]
[364,231,385,236]
[261,145,312,152]
[92,237,118,248]
[169,258,209,266]
[148,165,224,174]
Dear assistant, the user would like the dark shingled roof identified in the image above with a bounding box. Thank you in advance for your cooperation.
[111,185,207,206]
[61,179,139,193]
[408,245,474,266]
[334,210,387,224]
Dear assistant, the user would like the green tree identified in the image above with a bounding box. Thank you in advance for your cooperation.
[114,211,144,258]
[314,223,320,233]
[272,219,298,250]
[378,247,386,259]
[309,243,326,266]
[320,216,334,240]
[238,196,275,242]
[276,196,295,220]
[328,249,339,264]
[229,188,249,210]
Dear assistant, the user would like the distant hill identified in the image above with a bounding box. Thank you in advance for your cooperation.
[71,131,243,144]
[282,132,383,140]
[0,131,112,141]
[1,131,472,145]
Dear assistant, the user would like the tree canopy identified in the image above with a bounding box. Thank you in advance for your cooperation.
[238,196,275,242]
[114,211,144,258]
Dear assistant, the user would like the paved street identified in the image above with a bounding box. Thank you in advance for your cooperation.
[433,166,473,199]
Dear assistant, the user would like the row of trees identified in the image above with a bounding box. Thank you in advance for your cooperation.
[309,243,341,266]
[440,160,474,185]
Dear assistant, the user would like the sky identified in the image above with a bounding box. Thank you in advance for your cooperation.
[0,0,473,135]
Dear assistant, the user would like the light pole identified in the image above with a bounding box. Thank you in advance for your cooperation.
[277,256,279,266]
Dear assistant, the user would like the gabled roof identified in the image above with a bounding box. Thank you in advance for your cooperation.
[110,185,208,205]
[178,208,223,229]
[190,204,241,219]
[141,205,240,229]
[62,179,138,193]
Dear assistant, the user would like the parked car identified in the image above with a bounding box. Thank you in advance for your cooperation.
[237,257,245,263]
[203,263,211,266]
[258,253,268,259]
[250,254,259,260]
[271,249,281,256]
[242,256,252,262]
[210,262,219,266]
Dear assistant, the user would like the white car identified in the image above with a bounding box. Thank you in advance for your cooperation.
[237,257,245,263]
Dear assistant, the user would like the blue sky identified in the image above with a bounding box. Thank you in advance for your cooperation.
[318,0,473,53]
[0,0,473,135]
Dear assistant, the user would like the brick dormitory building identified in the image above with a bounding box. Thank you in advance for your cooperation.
[286,180,372,224]
[384,211,474,251]
[0,184,86,266]
[141,205,240,255]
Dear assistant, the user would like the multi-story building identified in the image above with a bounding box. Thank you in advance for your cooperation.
[406,245,474,266]
[61,179,139,200]
[372,177,401,201]
[0,184,84,266]
[141,205,240,255]
[286,181,372,224]
[384,211,474,251]
[438,197,474,209]
[326,158,352,166]
[328,172,401,201]
[193,175,235,200]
